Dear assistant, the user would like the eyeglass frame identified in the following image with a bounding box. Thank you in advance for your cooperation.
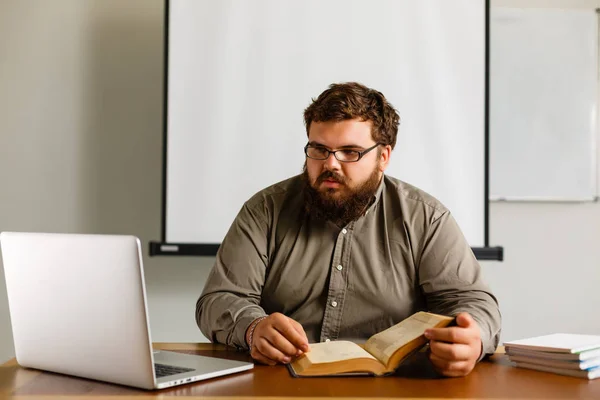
[304,142,382,163]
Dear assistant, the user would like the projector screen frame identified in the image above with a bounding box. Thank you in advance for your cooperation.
[150,0,503,262]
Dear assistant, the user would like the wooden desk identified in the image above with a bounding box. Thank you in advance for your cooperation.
[1,343,599,399]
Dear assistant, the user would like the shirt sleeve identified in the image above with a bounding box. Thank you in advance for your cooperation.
[195,201,270,350]
[418,210,502,359]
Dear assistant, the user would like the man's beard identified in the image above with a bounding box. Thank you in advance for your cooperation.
[302,164,382,227]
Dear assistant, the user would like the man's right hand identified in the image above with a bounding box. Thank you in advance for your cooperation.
[246,313,310,365]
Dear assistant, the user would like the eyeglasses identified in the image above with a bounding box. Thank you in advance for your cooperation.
[304,143,381,163]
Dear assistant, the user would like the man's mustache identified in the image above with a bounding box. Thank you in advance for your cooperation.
[316,170,346,185]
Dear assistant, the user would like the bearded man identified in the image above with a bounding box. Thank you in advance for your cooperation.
[195,82,501,377]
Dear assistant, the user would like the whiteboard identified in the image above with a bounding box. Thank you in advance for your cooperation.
[166,0,486,247]
[490,8,598,201]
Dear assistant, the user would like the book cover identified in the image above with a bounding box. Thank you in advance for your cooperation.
[506,347,600,361]
[504,333,600,354]
[508,354,600,371]
[514,361,600,380]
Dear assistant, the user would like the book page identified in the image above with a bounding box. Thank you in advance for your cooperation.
[305,341,378,364]
[365,312,451,366]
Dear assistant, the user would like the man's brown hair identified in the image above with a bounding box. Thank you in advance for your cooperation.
[303,82,400,149]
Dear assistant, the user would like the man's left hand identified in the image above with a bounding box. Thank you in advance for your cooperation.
[423,312,482,377]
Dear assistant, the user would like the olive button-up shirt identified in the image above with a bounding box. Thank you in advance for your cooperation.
[196,174,501,356]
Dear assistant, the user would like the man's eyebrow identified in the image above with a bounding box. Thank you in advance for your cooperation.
[307,141,364,149]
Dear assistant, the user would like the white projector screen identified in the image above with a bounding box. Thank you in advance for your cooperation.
[161,0,492,255]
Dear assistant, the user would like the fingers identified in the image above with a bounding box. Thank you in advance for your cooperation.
[249,313,309,365]
[424,313,480,345]
[455,312,476,328]
[264,326,302,356]
[250,344,277,366]
[272,315,310,352]
[423,313,482,377]
[289,318,311,355]
[252,335,292,364]
[429,351,474,377]
[429,340,472,361]
[289,318,309,343]
[425,326,472,345]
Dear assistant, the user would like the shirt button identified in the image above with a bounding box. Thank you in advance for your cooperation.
[325,338,331,342]
[331,301,338,307]
[342,228,347,234]
[336,265,343,271]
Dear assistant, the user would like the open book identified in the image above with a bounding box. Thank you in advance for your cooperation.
[289,311,454,377]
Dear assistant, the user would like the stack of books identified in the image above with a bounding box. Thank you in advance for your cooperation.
[504,333,600,380]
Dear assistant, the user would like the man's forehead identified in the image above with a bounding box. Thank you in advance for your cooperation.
[308,119,374,146]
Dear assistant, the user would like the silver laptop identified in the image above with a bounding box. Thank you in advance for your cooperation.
[0,232,253,390]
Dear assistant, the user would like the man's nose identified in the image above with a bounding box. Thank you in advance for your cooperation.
[324,152,342,170]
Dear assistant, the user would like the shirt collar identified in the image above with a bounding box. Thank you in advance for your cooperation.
[364,174,386,216]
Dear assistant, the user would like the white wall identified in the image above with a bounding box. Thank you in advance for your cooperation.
[483,0,600,341]
[1,0,599,363]
[0,0,210,364]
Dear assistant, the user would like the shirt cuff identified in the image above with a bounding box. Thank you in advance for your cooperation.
[230,310,268,350]
[472,315,495,362]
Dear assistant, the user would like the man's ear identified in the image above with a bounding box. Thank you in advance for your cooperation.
[379,145,392,172]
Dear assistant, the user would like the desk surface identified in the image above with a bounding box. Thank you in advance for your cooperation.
[1,343,599,399]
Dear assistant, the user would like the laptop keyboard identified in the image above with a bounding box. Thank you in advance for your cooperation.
[154,363,195,378]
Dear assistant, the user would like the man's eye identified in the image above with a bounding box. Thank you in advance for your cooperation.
[341,150,358,156]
